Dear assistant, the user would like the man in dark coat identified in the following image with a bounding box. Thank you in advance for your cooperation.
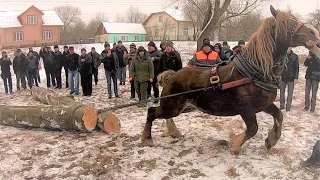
[40,46,56,88]
[53,45,63,89]
[128,43,137,99]
[101,43,120,99]
[0,51,13,94]
[304,51,320,113]
[222,41,233,59]
[147,41,163,103]
[29,47,40,83]
[117,40,128,85]
[13,49,27,90]
[62,46,69,88]
[79,48,93,96]
[160,40,166,52]
[280,47,299,111]
[89,47,101,85]
[159,41,182,73]
[26,51,39,89]
[67,46,80,95]
[233,40,245,54]
[214,43,228,61]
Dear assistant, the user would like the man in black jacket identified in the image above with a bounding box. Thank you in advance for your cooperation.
[62,46,69,88]
[101,43,120,99]
[0,51,13,94]
[147,41,163,103]
[159,41,182,73]
[79,48,93,96]
[40,47,56,88]
[222,41,233,60]
[280,47,299,111]
[13,49,27,90]
[53,45,63,89]
[117,40,128,85]
[304,51,320,113]
[29,47,41,83]
[89,47,101,85]
[67,46,80,95]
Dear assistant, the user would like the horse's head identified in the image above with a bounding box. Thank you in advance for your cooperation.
[269,5,319,49]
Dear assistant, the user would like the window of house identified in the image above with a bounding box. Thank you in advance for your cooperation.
[43,31,52,40]
[13,32,23,42]
[121,35,126,41]
[183,27,188,36]
[159,16,163,22]
[27,15,38,24]
[135,36,139,41]
[154,28,159,37]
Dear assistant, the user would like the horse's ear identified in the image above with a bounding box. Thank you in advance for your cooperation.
[270,5,277,18]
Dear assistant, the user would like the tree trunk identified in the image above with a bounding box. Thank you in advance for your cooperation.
[97,112,120,134]
[31,86,75,106]
[0,105,97,131]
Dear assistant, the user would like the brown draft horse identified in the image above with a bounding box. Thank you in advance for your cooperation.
[141,6,320,154]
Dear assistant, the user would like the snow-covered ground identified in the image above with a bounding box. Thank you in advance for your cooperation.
[0,42,319,179]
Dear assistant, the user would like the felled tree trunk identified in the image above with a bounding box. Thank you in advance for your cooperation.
[0,105,97,131]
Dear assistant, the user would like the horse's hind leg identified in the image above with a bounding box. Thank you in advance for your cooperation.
[263,103,283,149]
[229,112,258,154]
[165,118,182,138]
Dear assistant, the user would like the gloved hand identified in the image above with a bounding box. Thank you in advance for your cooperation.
[149,78,153,82]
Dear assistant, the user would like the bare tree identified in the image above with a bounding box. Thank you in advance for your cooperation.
[161,18,176,40]
[86,12,109,37]
[308,9,320,29]
[114,13,126,23]
[125,6,148,23]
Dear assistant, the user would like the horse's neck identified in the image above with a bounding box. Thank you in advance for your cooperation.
[273,42,289,61]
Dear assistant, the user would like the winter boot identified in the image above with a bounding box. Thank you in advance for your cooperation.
[302,140,320,168]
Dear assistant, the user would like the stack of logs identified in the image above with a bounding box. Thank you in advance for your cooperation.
[0,87,120,134]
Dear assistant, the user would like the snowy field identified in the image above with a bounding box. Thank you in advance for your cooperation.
[0,42,319,179]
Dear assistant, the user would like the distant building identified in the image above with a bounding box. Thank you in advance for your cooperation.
[0,5,63,49]
[95,22,147,43]
[143,7,195,41]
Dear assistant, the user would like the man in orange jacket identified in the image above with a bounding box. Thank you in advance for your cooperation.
[188,40,221,67]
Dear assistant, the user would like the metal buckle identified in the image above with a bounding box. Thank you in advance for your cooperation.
[210,76,220,84]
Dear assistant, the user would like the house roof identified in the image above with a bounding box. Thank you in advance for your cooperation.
[0,6,63,28]
[101,22,147,34]
[143,8,187,25]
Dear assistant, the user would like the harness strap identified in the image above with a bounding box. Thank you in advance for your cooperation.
[221,77,252,90]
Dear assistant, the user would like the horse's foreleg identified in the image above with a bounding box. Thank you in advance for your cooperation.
[229,112,258,154]
[165,118,182,138]
[141,107,160,146]
[263,103,283,149]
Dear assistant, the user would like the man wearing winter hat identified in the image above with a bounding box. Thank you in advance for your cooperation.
[147,41,163,103]
[53,45,63,89]
[233,40,245,54]
[128,43,137,99]
[188,39,221,67]
[129,46,154,106]
[158,40,182,74]
[160,40,166,52]
[222,41,233,59]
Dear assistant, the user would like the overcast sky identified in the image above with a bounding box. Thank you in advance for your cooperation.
[0,0,318,22]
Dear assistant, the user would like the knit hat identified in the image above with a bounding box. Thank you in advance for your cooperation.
[137,46,146,53]
[63,45,68,49]
[148,41,156,48]
[203,39,211,47]
[130,43,137,49]
[222,41,228,46]
[54,45,59,49]
[166,40,174,47]
[104,42,110,47]
[238,40,245,45]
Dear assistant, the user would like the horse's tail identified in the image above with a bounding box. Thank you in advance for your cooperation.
[157,70,176,87]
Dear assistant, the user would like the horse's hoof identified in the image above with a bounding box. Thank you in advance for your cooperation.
[169,130,182,139]
[142,138,154,147]
[229,149,240,155]
[228,143,241,155]
[265,138,272,149]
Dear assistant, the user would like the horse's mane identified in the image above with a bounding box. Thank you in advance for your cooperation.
[242,10,297,79]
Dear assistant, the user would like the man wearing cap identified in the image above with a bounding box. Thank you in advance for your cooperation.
[79,48,93,96]
[130,46,154,106]
[188,40,221,67]
[160,40,166,52]
[67,46,80,95]
[117,40,128,85]
[29,47,41,84]
[222,41,233,59]
[13,49,28,90]
[159,40,182,74]
[128,43,137,99]
[101,42,120,99]
[147,41,163,103]
[53,45,63,89]
[233,40,245,55]
[88,47,101,85]
[62,45,69,88]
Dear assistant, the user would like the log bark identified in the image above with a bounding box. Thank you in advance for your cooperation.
[31,86,76,106]
[0,105,97,131]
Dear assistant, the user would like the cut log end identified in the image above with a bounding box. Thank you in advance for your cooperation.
[103,113,120,134]
[82,106,98,131]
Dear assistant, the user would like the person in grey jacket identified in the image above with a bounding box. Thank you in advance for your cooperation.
[280,47,299,111]
[88,47,101,85]
[79,48,93,96]
[26,51,39,89]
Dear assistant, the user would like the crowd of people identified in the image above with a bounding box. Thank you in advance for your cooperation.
[0,39,319,111]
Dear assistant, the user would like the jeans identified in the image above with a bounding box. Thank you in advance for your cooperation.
[16,71,27,90]
[280,81,294,111]
[147,76,159,98]
[81,73,93,96]
[2,75,12,93]
[305,78,319,110]
[106,70,118,98]
[135,81,148,104]
[118,66,126,84]
[45,67,56,88]
[92,67,99,85]
[54,68,62,88]
[68,70,80,93]
[27,68,38,89]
